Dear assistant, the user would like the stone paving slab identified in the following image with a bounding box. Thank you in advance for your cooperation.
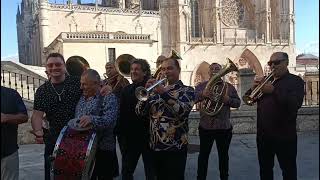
[19,132,319,180]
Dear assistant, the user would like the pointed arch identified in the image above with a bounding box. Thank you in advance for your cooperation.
[191,61,210,87]
[236,49,264,77]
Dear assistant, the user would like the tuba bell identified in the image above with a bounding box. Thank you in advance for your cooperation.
[115,54,136,77]
[66,56,90,76]
[200,58,238,116]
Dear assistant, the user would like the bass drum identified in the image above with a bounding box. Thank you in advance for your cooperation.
[50,126,97,180]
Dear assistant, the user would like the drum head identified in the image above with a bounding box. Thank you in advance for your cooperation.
[68,118,93,131]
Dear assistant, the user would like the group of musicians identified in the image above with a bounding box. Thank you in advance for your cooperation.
[1,51,304,180]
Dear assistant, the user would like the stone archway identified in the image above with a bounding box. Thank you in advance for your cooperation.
[236,49,264,77]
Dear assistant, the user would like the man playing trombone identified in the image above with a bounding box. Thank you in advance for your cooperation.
[136,57,195,180]
[244,52,304,180]
[195,63,240,180]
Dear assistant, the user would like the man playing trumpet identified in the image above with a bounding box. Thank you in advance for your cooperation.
[244,52,304,180]
[136,57,195,180]
[195,63,240,180]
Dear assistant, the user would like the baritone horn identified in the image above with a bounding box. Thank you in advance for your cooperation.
[242,70,275,106]
[200,58,238,116]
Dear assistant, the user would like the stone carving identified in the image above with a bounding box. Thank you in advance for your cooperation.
[221,0,245,27]
[96,17,104,31]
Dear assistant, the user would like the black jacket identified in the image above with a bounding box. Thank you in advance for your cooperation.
[247,71,304,140]
[117,79,149,144]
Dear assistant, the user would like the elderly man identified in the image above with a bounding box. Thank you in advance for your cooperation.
[76,69,119,180]
[245,52,304,180]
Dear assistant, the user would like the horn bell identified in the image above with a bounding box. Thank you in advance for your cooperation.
[66,56,90,76]
[115,54,136,77]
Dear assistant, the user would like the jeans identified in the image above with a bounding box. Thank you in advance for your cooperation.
[44,141,55,180]
[1,151,19,180]
[257,135,297,180]
[197,127,232,180]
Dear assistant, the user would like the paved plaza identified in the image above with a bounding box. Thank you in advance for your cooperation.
[19,132,319,180]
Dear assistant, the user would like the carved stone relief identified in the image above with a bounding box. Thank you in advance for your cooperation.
[221,0,245,27]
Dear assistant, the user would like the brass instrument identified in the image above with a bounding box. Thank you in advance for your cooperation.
[135,49,182,101]
[242,70,275,106]
[115,54,136,77]
[200,58,238,116]
[135,78,167,101]
[66,56,90,76]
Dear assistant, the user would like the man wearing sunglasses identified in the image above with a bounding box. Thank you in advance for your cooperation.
[31,53,82,180]
[248,52,304,180]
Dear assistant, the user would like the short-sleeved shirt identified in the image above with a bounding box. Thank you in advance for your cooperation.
[33,76,82,140]
[1,86,27,158]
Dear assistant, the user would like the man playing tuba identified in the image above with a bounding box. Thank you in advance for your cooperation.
[195,63,241,180]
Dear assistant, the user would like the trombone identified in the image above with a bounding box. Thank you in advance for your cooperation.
[242,70,275,105]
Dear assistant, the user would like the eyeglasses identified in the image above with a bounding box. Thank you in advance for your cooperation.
[267,59,287,66]
[47,63,63,68]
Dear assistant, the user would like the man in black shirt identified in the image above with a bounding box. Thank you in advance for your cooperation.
[31,53,82,180]
[246,52,304,180]
[118,59,155,180]
[1,86,28,180]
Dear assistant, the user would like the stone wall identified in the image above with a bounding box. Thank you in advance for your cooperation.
[19,99,319,144]
[188,107,319,136]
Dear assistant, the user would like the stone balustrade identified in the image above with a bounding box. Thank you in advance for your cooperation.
[61,32,151,42]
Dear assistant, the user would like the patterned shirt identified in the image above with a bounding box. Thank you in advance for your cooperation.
[33,76,82,140]
[136,80,195,151]
[195,81,241,130]
[75,93,118,151]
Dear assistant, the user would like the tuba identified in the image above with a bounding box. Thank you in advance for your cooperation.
[115,54,136,77]
[242,70,275,106]
[200,58,238,116]
[66,56,90,76]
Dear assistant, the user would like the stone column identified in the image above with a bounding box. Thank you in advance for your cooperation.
[238,68,256,110]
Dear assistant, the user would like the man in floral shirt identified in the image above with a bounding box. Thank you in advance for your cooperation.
[136,57,195,180]
[76,69,118,180]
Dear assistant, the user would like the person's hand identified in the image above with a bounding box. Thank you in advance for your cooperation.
[145,78,156,89]
[251,76,264,90]
[29,129,44,144]
[153,84,167,95]
[261,81,274,94]
[79,115,92,128]
[202,89,210,98]
[100,85,112,96]
[1,113,7,123]
[222,94,230,103]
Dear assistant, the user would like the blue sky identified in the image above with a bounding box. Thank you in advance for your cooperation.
[1,0,319,58]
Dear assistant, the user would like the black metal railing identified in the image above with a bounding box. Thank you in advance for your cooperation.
[1,70,46,101]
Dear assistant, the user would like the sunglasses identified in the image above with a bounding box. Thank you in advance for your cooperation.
[267,59,287,66]
[47,62,63,68]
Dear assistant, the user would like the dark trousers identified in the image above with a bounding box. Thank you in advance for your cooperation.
[91,149,118,180]
[257,136,297,180]
[44,140,55,180]
[152,149,188,180]
[197,127,232,180]
[118,135,155,180]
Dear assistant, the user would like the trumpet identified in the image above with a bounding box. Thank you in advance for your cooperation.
[135,78,167,101]
[242,70,275,105]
